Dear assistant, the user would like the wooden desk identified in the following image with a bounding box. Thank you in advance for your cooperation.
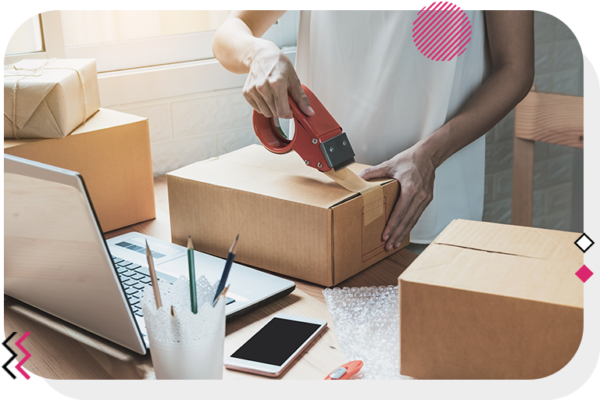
[4,176,417,380]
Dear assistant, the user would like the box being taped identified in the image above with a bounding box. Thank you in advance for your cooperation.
[399,219,583,379]
[168,144,408,286]
[5,108,155,232]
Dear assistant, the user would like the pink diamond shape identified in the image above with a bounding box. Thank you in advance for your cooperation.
[576,265,593,282]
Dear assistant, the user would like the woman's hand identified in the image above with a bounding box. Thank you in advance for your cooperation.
[213,11,314,119]
[359,144,436,251]
[243,41,314,119]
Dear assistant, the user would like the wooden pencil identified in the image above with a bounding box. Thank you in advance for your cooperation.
[187,235,198,314]
[145,240,162,309]
[212,234,239,305]
[213,284,231,307]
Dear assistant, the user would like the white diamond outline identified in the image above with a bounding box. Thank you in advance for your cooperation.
[575,233,595,253]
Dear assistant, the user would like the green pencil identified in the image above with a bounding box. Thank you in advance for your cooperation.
[187,235,198,314]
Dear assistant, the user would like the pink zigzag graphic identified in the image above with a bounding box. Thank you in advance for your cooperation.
[14,332,31,380]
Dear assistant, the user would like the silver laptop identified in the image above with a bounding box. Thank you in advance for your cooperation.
[4,154,295,355]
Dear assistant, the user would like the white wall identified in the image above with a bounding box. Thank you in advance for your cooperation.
[102,51,296,177]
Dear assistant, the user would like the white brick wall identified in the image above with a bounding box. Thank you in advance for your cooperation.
[482,11,584,231]
[109,88,258,176]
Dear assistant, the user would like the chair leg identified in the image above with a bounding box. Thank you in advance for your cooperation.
[511,137,535,226]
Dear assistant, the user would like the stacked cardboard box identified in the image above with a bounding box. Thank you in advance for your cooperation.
[5,108,155,232]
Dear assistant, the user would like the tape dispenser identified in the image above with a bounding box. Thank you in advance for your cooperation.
[252,84,356,172]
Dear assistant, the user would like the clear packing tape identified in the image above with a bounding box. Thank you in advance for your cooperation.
[323,286,412,380]
[324,168,384,226]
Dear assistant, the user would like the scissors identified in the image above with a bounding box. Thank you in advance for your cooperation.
[324,360,364,380]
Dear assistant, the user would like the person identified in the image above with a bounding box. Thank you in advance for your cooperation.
[213,10,534,251]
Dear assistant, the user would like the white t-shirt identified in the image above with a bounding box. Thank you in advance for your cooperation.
[295,10,491,243]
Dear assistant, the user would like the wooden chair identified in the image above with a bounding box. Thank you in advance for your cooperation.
[511,86,583,226]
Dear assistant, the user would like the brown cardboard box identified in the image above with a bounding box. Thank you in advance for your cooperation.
[167,144,408,286]
[4,108,155,232]
[399,219,583,379]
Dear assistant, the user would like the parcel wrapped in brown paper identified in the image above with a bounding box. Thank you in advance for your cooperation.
[4,58,101,139]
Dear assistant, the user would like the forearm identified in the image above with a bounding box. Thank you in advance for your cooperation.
[419,62,534,168]
[213,11,285,74]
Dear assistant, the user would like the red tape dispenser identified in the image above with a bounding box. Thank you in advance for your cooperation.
[252,84,356,172]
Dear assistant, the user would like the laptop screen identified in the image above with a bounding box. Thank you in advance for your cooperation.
[4,157,146,354]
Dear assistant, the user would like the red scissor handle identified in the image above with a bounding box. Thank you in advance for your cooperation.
[324,360,364,380]
[252,85,344,172]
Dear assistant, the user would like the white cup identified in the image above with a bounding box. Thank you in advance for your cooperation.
[143,277,226,380]
[149,309,225,379]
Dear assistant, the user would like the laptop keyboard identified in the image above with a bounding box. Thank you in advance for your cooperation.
[111,256,235,318]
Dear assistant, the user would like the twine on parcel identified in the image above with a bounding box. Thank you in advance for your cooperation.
[325,168,384,226]
[4,59,89,139]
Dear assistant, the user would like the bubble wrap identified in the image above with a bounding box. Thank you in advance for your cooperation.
[142,276,225,344]
[323,286,411,380]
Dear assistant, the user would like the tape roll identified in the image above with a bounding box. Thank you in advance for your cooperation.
[324,168,385,226]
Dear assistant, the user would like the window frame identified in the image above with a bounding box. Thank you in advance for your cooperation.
[5,11,299,107]
[4,11,65,64]
[5,11,299,73]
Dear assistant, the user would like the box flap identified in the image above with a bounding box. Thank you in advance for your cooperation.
[70,108,146,135]
[168,144,394,209]
[5,138,42,149]
[402,220,583,308]
[434,219,564,259]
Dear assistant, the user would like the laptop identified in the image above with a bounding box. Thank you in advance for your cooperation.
[4,154,295,355]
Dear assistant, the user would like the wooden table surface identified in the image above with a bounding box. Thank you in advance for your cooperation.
[4,176,417,380]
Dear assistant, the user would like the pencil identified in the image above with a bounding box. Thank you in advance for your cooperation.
[213,284,231,307]
[213,234,239,305]
[187,235,198,314]
[145,240,162,309]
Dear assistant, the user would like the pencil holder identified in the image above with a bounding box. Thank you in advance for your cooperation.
[142,276,226,379]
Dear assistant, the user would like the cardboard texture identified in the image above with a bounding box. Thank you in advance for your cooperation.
[4,108,155,232]
[5,58,101,139]
[399,219,583,379]
[167,145,408,286]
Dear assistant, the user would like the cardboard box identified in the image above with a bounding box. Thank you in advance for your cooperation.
[4,108,155,232]
[5,59,101,139]
[167,145,408,286]
[399,219,583,379]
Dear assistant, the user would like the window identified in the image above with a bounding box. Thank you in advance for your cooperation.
[5,11,299,106]
[5,11,299,73]
[5,15,43,55]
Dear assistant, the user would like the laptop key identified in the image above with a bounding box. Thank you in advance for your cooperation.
[117,261,133,267]
[140,277,151,284]
[132,273,146,281]
[125,287,137,295]
[128,263,142,270]
[134,311,143,317]
[122,270,136,277]
[113,257,124,264]
[133,283,144,290]
[116,267,127,274]
[129,299,140,306]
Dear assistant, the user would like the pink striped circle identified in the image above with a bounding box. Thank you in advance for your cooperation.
[413,2,472,61]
